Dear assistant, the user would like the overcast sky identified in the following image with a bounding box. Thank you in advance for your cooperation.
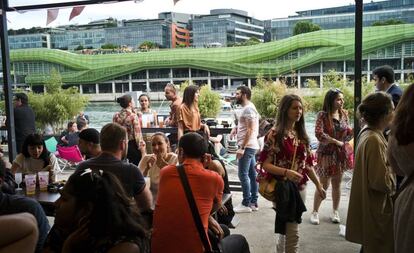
[6,0,371,29]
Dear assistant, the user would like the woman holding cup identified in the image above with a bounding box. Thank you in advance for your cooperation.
[11,134,59,190]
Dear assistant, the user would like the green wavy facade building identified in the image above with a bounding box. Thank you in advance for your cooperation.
[9,24,414,94]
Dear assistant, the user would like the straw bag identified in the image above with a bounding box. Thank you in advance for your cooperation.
[257,137,298,202]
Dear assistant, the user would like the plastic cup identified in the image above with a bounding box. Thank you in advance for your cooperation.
[25,174,36,195]
[38,171,49,191]
[142,117,148,128]
[158,116,164,128]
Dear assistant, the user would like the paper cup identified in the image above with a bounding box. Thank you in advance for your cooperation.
[158,116,164,128]
[25,174,36,195]
[38,171,49,191]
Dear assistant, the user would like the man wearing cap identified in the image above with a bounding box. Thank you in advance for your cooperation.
[12,93,35,153]
[78,128,101,159]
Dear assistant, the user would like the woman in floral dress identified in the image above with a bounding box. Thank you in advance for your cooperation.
[113,94,143,166]
[311,89,353,225]
[262,94,325,253]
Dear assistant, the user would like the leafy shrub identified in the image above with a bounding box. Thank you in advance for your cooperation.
[28,68,89,133]
[251,73,288,119]
[198,85,221,118]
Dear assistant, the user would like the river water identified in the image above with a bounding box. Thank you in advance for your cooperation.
[84,101,318,143]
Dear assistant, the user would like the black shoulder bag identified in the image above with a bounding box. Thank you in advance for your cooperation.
[177,164,222,253]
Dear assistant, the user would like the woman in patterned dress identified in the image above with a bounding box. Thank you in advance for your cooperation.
[113,94,143,166]
[262,94,326,253]
[310,89,353,225]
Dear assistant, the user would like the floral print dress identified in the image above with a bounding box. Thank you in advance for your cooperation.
[315,111,353,177]
[260,128,315,190]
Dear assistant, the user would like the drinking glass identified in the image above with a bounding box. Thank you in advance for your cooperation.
[15,173,22,190]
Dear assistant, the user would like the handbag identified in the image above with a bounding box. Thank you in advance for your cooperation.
[257,136,298,202]
[177,164,223,253]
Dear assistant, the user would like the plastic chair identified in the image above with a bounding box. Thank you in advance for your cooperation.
[56,145,84,172]
[44,137,58,153]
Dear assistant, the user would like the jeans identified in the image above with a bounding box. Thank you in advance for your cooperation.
[237,148,258,206]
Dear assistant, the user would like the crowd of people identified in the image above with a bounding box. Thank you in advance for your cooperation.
[0,65,413,253]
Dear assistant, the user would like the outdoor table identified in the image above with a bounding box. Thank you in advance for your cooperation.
[17,189,60,216]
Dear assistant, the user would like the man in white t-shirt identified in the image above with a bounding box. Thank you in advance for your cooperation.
[230,86,260,213]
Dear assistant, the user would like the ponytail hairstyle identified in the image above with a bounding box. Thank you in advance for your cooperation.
[116,94,132,109]
[357,92,393,127]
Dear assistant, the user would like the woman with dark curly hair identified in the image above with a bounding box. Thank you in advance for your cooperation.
[43,168,150,253]
[11,133,58,183]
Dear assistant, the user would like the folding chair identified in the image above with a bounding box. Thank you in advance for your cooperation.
[44,137,58,153]
[56,145,84,172]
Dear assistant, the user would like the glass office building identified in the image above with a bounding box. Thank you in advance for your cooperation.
[192,9,264,48]
[107,19,171,48]
[8,34,50,50]
[270,0,414,40]
[51,29,106,50]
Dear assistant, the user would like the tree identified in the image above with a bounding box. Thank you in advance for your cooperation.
[198,85,221,118]
[293,21,321,36]
[74,45,84,51]
[101,43,118,50]
[372,19,405,26]
[138,41,158,51]
[28,68,89,133]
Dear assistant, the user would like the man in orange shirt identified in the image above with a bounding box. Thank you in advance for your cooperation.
[151,132,250,253]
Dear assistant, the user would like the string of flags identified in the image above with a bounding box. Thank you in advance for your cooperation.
[46,6,85,25]
[10,0,181,26]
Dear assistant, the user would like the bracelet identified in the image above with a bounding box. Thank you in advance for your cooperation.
[284,169,288,177]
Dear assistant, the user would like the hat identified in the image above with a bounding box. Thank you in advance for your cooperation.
[78,128,100,144]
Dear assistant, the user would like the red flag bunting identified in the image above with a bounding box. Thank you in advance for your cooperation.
[46,8,59,26]
[69,6,85,21]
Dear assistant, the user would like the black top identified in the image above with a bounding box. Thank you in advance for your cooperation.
[0,192,50,253]
[76,153,146,197]
[14,105,36,142]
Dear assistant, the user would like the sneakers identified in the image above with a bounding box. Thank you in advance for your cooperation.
[234,203,252,213]
[250,203,259,212]
[331,210,341,223]
[310,211,320,225]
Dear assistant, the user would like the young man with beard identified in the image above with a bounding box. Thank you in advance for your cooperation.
[230,86,260,213]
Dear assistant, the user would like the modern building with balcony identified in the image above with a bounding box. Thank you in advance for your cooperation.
[269,0,414,40]
[6,24,414,98]
[191,9,264,48]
